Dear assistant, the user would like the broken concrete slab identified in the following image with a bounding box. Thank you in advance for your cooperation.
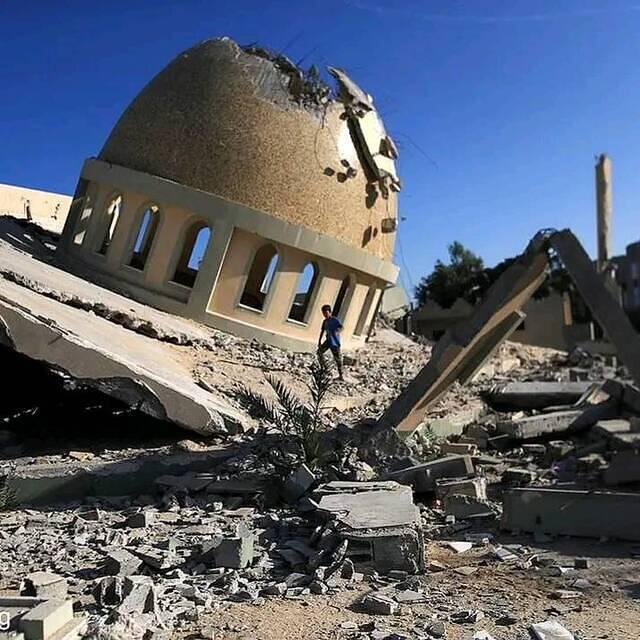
[22,573,67,600]
[103,549,144,577]
[2,446,233,505]
[0,277,244,436]
[378,233,549,437]
[315,481,424,574]
[385,455,474,492]
[549,231,640,387]
[483,381,593,411]
[502,487,640,541]
[497,410,583,440]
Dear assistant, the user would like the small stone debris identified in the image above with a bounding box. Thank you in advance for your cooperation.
[450,609,484,624]
[200,529,255,569]
[574,557,591,569]
[282,463,316,502]
[126,510,155,528]
[426,620,446,637]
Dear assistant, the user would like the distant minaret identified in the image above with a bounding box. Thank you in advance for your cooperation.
[595,154,613,272]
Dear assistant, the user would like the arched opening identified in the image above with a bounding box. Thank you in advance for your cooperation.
[240,245,278,311]
[354,285,378,336]
[333,275,353,321]
[129,205,160,270]
[289,262,319,323]
[97,194,122,255]
[172,222,211,288]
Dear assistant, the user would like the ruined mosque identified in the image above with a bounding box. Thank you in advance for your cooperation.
[57,37,401,352]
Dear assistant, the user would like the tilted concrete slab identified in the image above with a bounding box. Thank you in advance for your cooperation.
[548,230,640,386]
[379,229,640,438]
[0,277,244,436]
[377,234,549,437]
[502,487,640,540]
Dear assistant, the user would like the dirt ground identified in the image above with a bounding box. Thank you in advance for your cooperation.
[203,539,640,640]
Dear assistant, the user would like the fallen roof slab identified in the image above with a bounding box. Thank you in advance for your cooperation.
[0,278,244,436]
[502,487,640,541]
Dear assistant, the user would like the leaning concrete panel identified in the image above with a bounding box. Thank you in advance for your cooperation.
[549,230,640,387]
[378,235,549,437]
[0,279,244,436]
[502,488,640,541]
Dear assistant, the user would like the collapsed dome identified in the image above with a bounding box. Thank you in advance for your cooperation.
[99,37,400,260]
[60,37,401,353]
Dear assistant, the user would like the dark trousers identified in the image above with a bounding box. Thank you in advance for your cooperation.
[318,341,343,378]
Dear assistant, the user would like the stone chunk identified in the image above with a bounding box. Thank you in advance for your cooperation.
[530,620,575,640]
[103,549,144,576]
[443,495,493,519]
[386,456,474,492]
[200,531,254,569]
[360,593,397,615]
[282,464,316,502]
[126,511,155,528]
[484,381,592,411]
[436,476,487,501]
[502,468,537,484]
[118,576,159,616]
[22,572,68,599]
[439,442,478,456]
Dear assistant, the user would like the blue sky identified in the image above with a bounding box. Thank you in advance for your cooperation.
[1,0,639,298]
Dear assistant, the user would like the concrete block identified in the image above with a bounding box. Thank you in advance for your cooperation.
[592,419,631,438]
[200,533,254,569]
[103,549,143,576]
[502,468,537,484]
[126,511,155,528]
[484,381,593,411]
[435,476,487,501]
[603,450,640,485]
[118,576,158,616]
[282,464,316,502]
[19,599,73,640]
[497,410,583,440]
[22,573,67,600]
[443,494,493,519]
[439,442,479,456]
[502,488,640,540]
[386,455,474,492]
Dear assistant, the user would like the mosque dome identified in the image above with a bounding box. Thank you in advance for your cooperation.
[98,37,400,260]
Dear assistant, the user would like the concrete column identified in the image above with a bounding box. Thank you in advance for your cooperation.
[595,154,612,272]
[188,219,234,314]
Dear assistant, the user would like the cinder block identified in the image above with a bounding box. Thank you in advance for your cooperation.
[23,573,67,600]
[435,476,487,501]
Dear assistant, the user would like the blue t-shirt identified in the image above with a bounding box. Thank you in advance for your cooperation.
[322,316,343,348]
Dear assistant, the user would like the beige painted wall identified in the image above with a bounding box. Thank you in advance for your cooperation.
[60,179,384,351]
[0,182,71,234]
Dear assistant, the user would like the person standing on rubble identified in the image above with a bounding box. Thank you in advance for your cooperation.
[318,304,344,381]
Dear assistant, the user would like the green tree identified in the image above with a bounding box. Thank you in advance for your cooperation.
[415,241,484,308]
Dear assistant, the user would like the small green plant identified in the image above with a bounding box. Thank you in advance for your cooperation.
[0,474,17,511]
[238,361,333,464]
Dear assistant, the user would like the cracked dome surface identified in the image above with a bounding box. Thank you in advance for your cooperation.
[99,38,398,260]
